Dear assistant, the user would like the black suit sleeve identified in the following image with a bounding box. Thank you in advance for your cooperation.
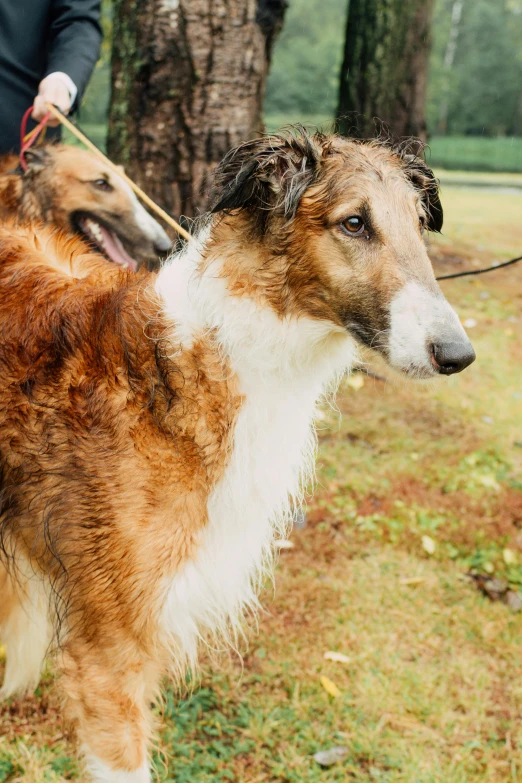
[45,0,103,105]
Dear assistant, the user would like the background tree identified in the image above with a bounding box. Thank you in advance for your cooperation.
[427,0,522,137]
[79,0,522,175]
[336,0,436,139]
[107,0,287,218]
[434,0,464,135]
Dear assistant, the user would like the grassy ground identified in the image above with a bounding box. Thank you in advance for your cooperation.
[1,189,522,782]
[433,185,522,259]
[436,171,522,189]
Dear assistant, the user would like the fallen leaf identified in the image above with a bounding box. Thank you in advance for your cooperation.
[346,373,365,390]
[400,577,425,586]
[479,473,500,489]
[320,675,341,698]
[503,548,517,566]
[422,535,436,555]
[324,651,351,664]
[313,746,349,767]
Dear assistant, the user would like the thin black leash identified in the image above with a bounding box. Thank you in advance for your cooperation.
[436,254,522,280]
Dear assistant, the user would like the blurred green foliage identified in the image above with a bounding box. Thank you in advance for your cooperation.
[264,0,345,117]
[79,0,112,125]
[427,0,522,136]
[265,0,522,138]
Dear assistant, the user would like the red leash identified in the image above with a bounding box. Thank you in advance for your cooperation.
[19,106,52,171]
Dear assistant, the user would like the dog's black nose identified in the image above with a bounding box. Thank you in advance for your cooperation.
[430,341,476,375]
[154,235,173,254]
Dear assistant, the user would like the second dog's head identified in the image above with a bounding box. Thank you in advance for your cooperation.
[0,145,172,271]
[211,129,475,378]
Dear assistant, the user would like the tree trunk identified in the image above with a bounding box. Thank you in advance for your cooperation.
[337,0,435,140]
[108,0,287,219]
[437,0,464,135]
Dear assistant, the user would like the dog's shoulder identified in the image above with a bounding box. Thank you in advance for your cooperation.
[0,222,150,378]
[0,221,114,280]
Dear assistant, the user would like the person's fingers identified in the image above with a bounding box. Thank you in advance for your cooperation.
[31,76,72,126]
[31,94,59,124]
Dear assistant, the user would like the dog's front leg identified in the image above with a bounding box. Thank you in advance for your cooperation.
[60,636,160,783]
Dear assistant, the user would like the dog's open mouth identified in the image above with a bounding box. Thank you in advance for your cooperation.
[77,215,139,271]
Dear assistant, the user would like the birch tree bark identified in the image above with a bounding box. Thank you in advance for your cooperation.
[108,0,286,218]
[337,0,435,139]
[437,0,464,134]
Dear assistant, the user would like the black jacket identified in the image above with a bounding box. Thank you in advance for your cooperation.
[0,0,102,154]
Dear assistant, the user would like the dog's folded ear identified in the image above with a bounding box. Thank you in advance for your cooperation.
[403,156,443,233]
[23,147,52,177]
[211,128,321,220]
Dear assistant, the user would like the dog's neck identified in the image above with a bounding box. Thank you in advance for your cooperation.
[156,222,356,387]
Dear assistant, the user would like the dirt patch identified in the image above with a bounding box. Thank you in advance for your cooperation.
[0,677,65,743]
[355,476,522,543]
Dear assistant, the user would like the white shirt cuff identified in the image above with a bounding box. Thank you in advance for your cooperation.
[47,72,78,106]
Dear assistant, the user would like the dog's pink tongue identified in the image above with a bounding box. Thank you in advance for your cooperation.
[99,225,138,271]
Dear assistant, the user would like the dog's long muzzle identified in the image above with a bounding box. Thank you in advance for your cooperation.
[388,281,476,378]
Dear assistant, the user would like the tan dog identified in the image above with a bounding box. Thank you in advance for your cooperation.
[0,144,172,270]
[0,131,474,781]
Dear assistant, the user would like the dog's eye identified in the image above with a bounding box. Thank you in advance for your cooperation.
[341,216,365,236]
[92,179,113,192]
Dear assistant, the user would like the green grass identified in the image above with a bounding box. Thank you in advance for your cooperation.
[427,136,522,174]
[432,185,522,257]
[2,188,522,782]
[435,169,522,188]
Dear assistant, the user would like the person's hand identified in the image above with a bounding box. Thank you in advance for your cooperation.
[32,74,72,126]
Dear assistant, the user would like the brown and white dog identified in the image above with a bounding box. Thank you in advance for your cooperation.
[0,131,474,781]
[0,144,172,270]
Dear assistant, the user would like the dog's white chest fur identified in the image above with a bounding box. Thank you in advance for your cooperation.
[161,369,321,663]
[157,242,356,665]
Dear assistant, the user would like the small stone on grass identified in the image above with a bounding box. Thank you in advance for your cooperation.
[313,746,349,767]
[506,591,522,613]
